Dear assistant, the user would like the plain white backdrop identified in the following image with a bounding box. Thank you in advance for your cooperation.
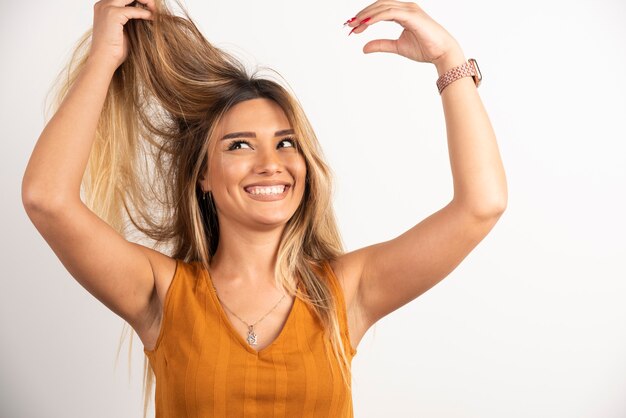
[2,0,625,417]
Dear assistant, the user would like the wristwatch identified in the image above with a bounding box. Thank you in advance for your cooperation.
[436,58,482,94]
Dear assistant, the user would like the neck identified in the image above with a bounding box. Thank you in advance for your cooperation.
[209,218,286,288]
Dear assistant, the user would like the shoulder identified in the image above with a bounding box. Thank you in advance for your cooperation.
[136,249,178,314]
[327,253,370,353]
[327,253,364,312]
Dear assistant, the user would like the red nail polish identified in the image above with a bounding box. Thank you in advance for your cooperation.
[359,17,371,25]
[348,27,357,36]
[343,17,357,26]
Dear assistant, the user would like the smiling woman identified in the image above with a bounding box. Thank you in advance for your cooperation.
[198,98,308,229]
[22,0,356,416]
[22,0,506,417]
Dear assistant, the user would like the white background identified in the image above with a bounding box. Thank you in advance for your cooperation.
[2,0,625,417]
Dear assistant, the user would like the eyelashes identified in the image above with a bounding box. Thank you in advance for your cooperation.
[226,137,298,151]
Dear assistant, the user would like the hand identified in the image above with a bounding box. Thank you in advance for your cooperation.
[346,1,463,65]
[89,0,155,70]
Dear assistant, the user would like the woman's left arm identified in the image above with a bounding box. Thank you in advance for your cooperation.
[433,48,508,215]
[338,1,507,329]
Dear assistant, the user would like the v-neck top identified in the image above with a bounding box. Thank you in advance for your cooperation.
[143,258,357,418]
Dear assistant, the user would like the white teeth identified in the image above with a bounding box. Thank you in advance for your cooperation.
[246,185,286,195]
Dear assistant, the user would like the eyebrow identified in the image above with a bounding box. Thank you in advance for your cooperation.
[220,129,295,140]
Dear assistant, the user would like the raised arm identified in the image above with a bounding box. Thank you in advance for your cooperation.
[21,0,172,335]
[335,1,507,329]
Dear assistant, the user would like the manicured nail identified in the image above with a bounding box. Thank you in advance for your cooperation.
[348,27,357,36]
[359,17,371,25]
[343,17,357,26]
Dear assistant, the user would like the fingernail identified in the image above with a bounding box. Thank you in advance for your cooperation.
[343,17,357,26]
[348,27,357,36]
[359,17,371,25]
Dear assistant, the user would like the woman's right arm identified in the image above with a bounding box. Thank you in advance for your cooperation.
[21,0,173,336]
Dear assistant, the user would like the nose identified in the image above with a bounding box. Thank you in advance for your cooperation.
[254,147,284,174]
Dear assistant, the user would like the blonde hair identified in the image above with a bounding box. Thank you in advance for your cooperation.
[46,1,355,417]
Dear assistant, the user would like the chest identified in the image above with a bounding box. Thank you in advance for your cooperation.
[140,262,367,355]
[149,337,355,417]
[141,266,358,417]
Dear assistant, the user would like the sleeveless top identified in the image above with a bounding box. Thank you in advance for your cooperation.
[143,258,358,418]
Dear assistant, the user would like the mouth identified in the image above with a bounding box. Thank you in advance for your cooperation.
[243,184,291,201]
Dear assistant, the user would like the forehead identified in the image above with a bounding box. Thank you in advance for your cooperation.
[218,98,290,135]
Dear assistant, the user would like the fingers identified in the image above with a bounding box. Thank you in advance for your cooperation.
[127,0,156,11]
[95,0,155,21]
[363,38,399,54]
[346,1,417,28]
[99,0,155,11]
[346,1,407,27]
[346,0,384,27]
[119,6,154,22]
[346,3,419,36]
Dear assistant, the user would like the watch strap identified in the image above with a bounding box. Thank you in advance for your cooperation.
[436,58,481,94]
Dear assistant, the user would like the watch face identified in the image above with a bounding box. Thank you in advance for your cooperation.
[469,58,482,86]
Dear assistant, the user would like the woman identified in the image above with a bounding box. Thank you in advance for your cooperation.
[22,0,507,417]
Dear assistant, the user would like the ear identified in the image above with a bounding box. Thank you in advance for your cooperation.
[197,174,212,193]
[197,147,213,192]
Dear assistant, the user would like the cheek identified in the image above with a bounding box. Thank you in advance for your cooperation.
[291,158,308,198]
[298,161,308,186]
[210,157,249,188]
[288,154,307,178]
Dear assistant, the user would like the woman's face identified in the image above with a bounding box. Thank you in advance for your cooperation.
[199,98,307,230]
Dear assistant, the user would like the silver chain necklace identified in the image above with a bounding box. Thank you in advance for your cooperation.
[202,191,288,346]
[210,282,286,347]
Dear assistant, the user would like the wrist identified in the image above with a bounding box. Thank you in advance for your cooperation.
[433,49,467,76]
[85,55,120,77]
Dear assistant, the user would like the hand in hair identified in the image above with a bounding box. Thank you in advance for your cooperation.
[89,0,155,70]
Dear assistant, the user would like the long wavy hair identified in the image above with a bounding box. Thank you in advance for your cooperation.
[45,1,357,416]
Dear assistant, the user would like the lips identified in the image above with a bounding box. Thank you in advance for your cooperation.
[243,184,291,202]
[244,181,291,188]
[244,184,289,195]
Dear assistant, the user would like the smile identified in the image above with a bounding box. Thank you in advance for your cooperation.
[244,185,290,201]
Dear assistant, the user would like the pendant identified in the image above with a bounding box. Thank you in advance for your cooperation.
[246,325,258,346]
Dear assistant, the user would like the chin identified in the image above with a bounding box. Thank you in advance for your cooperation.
[251,210,297,227]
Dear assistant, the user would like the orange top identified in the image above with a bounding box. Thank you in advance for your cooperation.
[144,259,357,418]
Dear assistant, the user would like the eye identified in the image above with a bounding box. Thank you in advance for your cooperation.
[226,140,252,150]
[278,137,297,148]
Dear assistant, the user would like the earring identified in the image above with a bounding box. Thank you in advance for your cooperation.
[207,191,217,210]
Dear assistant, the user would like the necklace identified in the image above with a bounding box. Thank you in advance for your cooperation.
[210,281,287,347]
